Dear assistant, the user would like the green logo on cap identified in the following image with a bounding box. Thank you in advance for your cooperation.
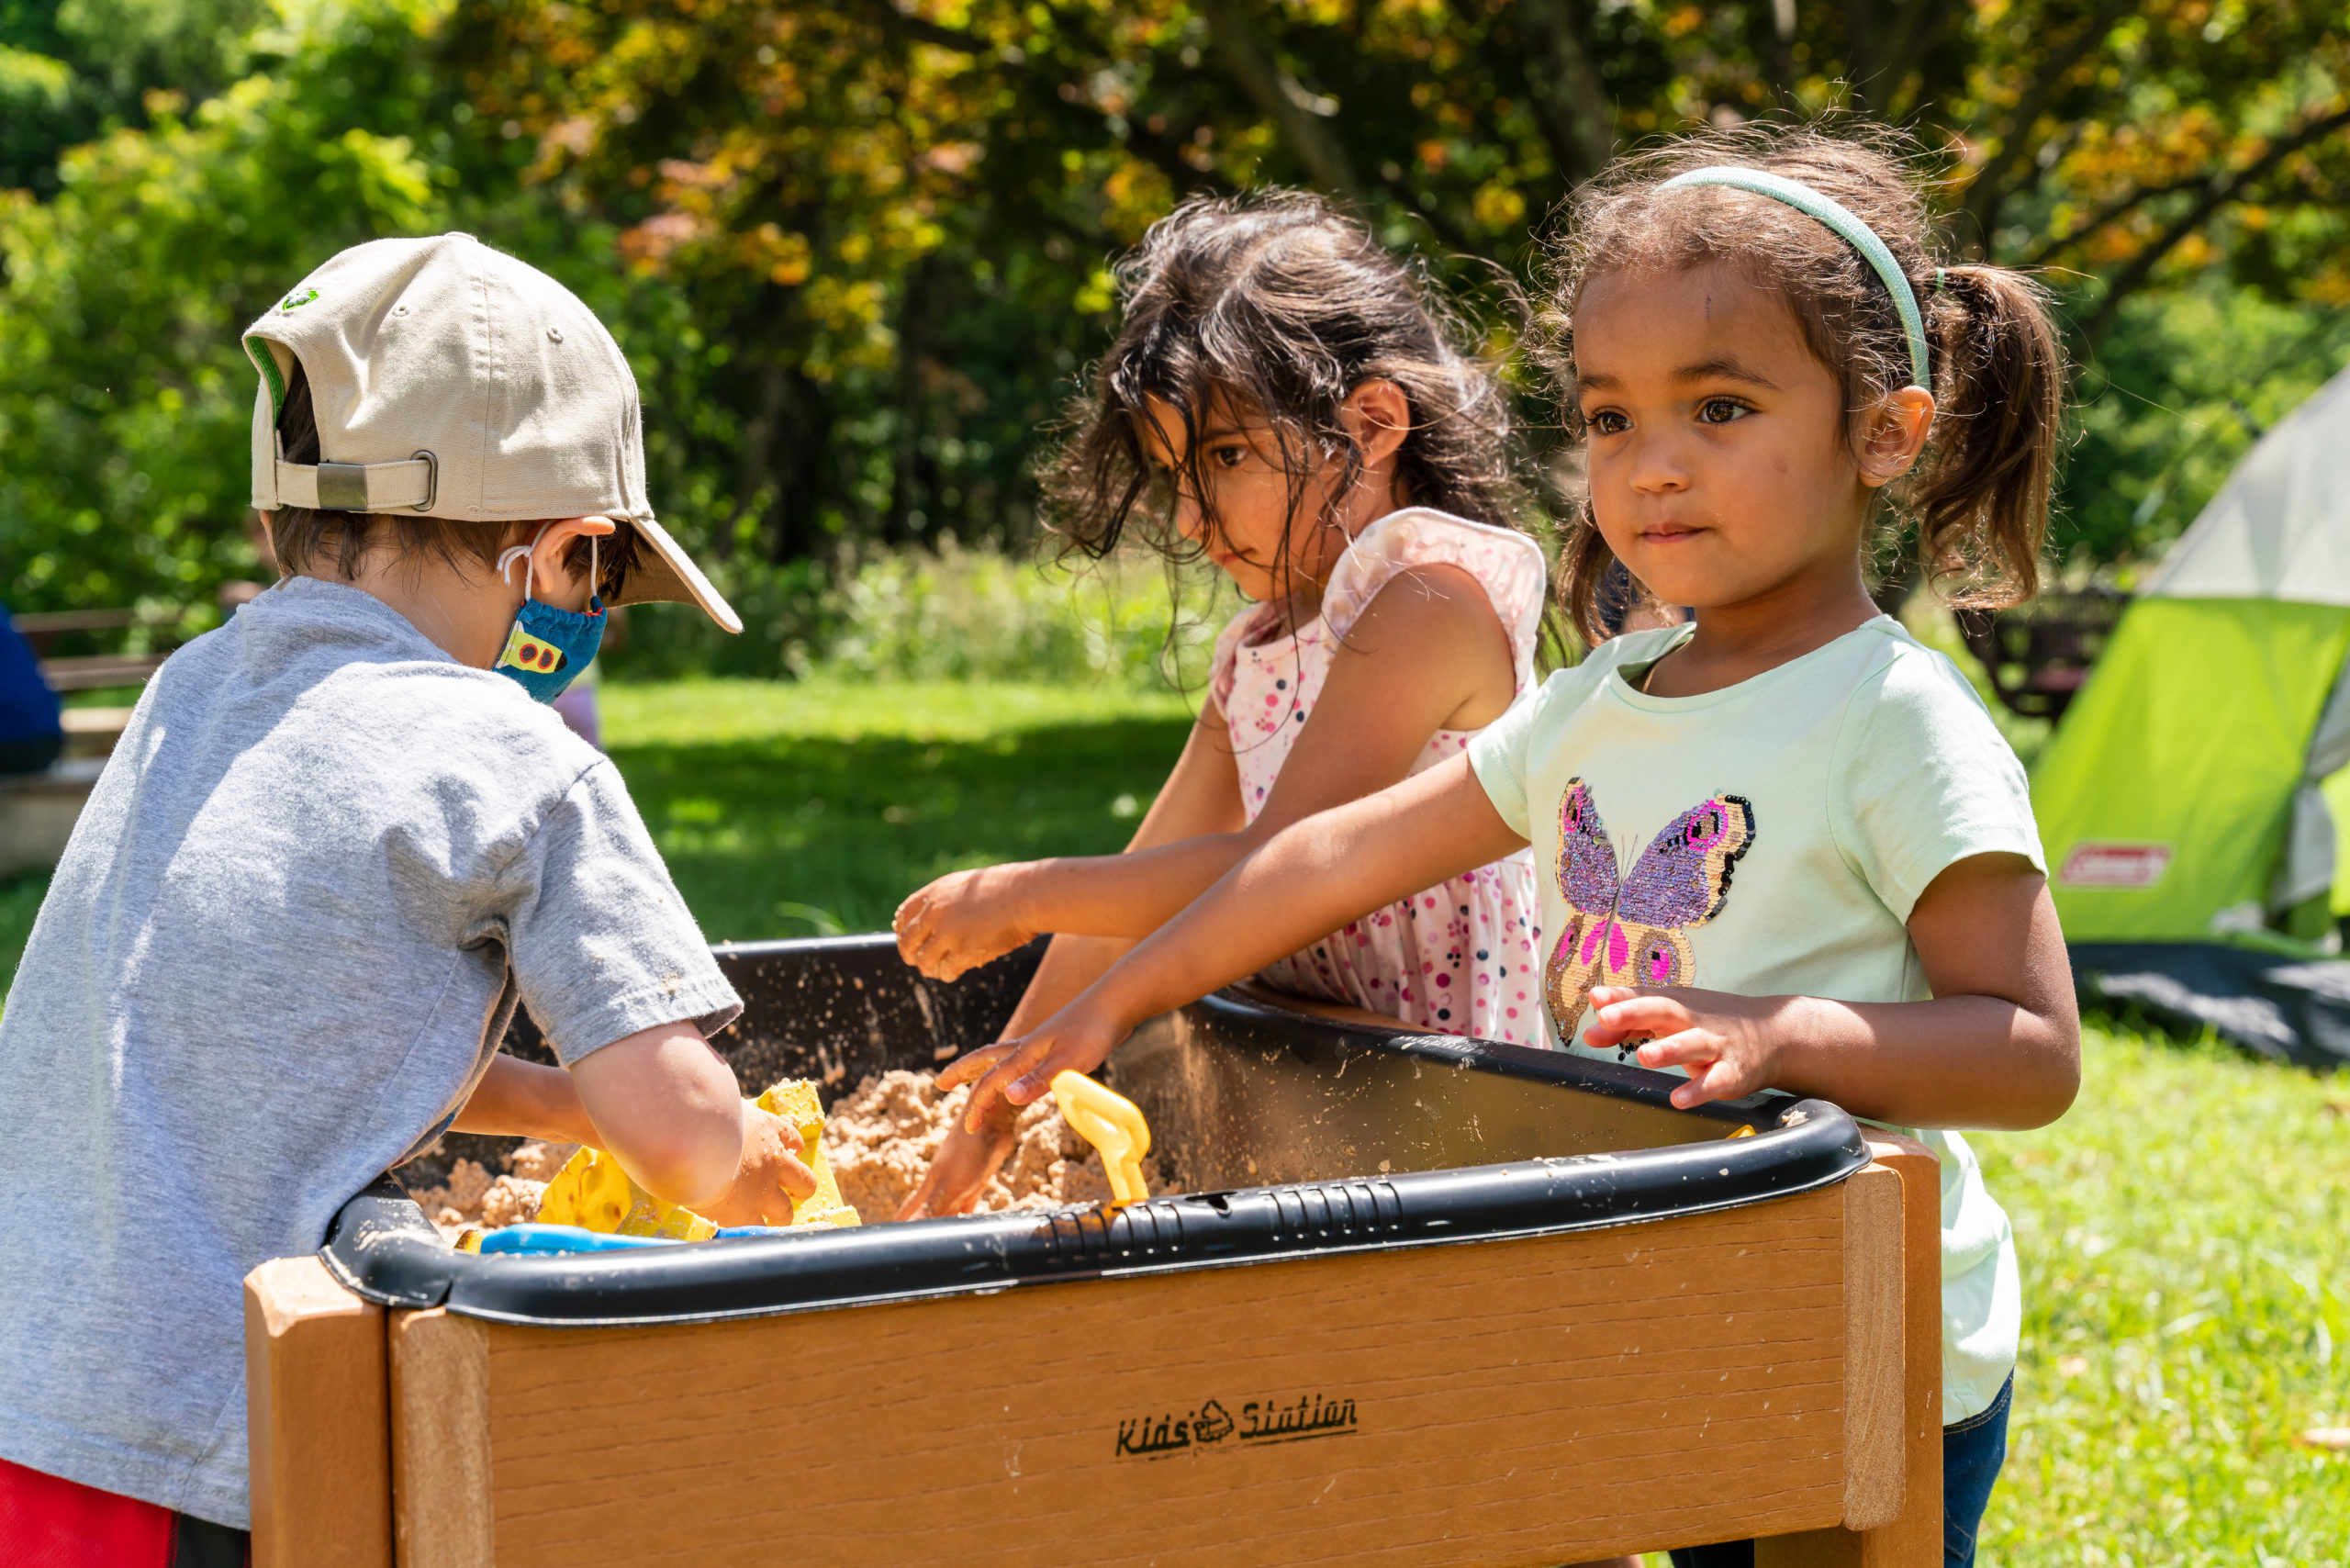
[279,287,319,312]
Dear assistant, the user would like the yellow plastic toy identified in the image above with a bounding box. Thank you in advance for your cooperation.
[532,1145,717,1239]
[1050,1070,1153,1208]
[532,1077,862,1238]
[751,1079,862,1229]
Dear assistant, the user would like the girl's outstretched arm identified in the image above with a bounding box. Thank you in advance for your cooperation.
[1582,852,2080,1130]
[895,566,1513,980]
[892,711,1243,1220]
[939,753,1527,1126]
[888,700,1249,1222]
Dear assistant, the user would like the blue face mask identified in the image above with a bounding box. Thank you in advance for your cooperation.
[493,530,606,703]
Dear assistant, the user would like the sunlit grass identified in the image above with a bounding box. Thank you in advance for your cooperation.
[1974,1025,2350,1563]
[0,872,45,1010]
[599,677,1194,940]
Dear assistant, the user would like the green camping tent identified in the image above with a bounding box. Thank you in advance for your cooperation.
[2033,364,2350,1063]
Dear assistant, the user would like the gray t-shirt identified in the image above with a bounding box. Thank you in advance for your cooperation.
[0,576,740,1528]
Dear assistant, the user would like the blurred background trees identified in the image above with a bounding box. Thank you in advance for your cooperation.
[3,0,2345,668]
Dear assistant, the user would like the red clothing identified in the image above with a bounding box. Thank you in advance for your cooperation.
[0,1458,245,1567]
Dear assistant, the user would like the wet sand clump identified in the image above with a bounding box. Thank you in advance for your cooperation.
[823,1070,1166,1223]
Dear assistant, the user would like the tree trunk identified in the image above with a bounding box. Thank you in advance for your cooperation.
[767,366,836,566]
[1198,0,1365,202]
[1514,0,1615,186]
[721,352,789,564]
[886,257,936,546]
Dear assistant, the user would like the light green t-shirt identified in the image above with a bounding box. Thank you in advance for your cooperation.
[1468,616,2042,1424]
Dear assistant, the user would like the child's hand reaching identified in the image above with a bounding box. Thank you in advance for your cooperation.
[895,866,1035,981]
[1583,985,1808,1111]
[935,1004,1125,1133]
[699,1105,820,1226]
[895,1092,1019,1219]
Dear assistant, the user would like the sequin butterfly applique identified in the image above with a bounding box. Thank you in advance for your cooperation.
[1544,778,1756,1046]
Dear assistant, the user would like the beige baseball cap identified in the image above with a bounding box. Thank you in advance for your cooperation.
[242,232,741,633]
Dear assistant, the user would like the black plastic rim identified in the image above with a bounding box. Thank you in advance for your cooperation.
[321,1097,1866,1328]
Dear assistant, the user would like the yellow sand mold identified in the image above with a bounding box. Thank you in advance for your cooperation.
[533,1077,862,1238]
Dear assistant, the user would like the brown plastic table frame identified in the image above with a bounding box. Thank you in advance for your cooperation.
[244,1137,1940,1568]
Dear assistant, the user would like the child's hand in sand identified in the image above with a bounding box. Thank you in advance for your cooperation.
[895,1092,1019,1220]
[894,866,1035,981]
[700,1105,820,1226]
[937,1005,1123,1132]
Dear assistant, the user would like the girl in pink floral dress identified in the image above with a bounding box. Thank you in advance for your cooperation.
[1211,506,1547,1038]
[890,190,1549,1215]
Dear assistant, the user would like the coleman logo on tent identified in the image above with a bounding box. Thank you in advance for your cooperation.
[2058,842,2174,890]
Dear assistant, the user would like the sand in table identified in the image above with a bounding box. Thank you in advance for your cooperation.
[822,1069,1168,1224]
[405,1139,574,1240]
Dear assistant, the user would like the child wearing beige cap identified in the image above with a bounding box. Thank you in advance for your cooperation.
[0,233,803,1560]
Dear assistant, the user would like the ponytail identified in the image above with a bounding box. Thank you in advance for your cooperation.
[1910,264,2066,609]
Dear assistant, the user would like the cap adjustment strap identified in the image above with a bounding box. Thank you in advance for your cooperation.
[274,451,438,512]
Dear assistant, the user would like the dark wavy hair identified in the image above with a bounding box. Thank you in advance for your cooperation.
[1541,123,2067,642]
[1041,189,1536,606]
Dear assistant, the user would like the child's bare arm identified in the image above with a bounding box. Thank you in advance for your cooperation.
[1582,853,2081,1129]
[893,701,1244,981]
[894,724,1242,1219]
[897,567,1513,979]
[450,1052,601,1146]
[453,1022,816,1222]
[940,755,1527,1125]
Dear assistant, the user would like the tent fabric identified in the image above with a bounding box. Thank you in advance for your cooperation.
[2071,942,2350,1070]
[2278,656,2350,909]
[2032,597,2350,942]
[2141,364,2350,606]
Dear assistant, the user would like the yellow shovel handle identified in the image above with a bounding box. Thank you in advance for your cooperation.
[1051,1071,1153,1208]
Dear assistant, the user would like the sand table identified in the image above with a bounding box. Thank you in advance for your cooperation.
[402,1070,1161,1239]
[824,1069,1168,1223]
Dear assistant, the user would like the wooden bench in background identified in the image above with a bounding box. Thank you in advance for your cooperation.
[3,606,182,877]
[15,606,179,695]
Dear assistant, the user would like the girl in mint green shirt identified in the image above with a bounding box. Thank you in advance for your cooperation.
[939,128,2080,1568]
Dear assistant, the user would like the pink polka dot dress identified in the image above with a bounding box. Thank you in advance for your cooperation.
[1209,507,1550,1047]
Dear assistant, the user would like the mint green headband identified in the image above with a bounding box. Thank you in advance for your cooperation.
[1658,165,1931,389]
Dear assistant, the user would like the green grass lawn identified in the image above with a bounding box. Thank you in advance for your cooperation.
[4,678,2347,1555]
[600,678,1195,938]
[1976,1024,2350,1563]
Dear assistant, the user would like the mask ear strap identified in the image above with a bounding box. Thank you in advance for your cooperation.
[589,532,599,605]
[498,523,559,601]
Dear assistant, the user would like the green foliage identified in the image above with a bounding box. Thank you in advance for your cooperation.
[0,0,267,194]
[2061,283,2350,573]
[816,543,1229,689]
[0,79,437,610]
[4,0,2347,634]
[1978,1023,2350,1562]
[0,0,511,614]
